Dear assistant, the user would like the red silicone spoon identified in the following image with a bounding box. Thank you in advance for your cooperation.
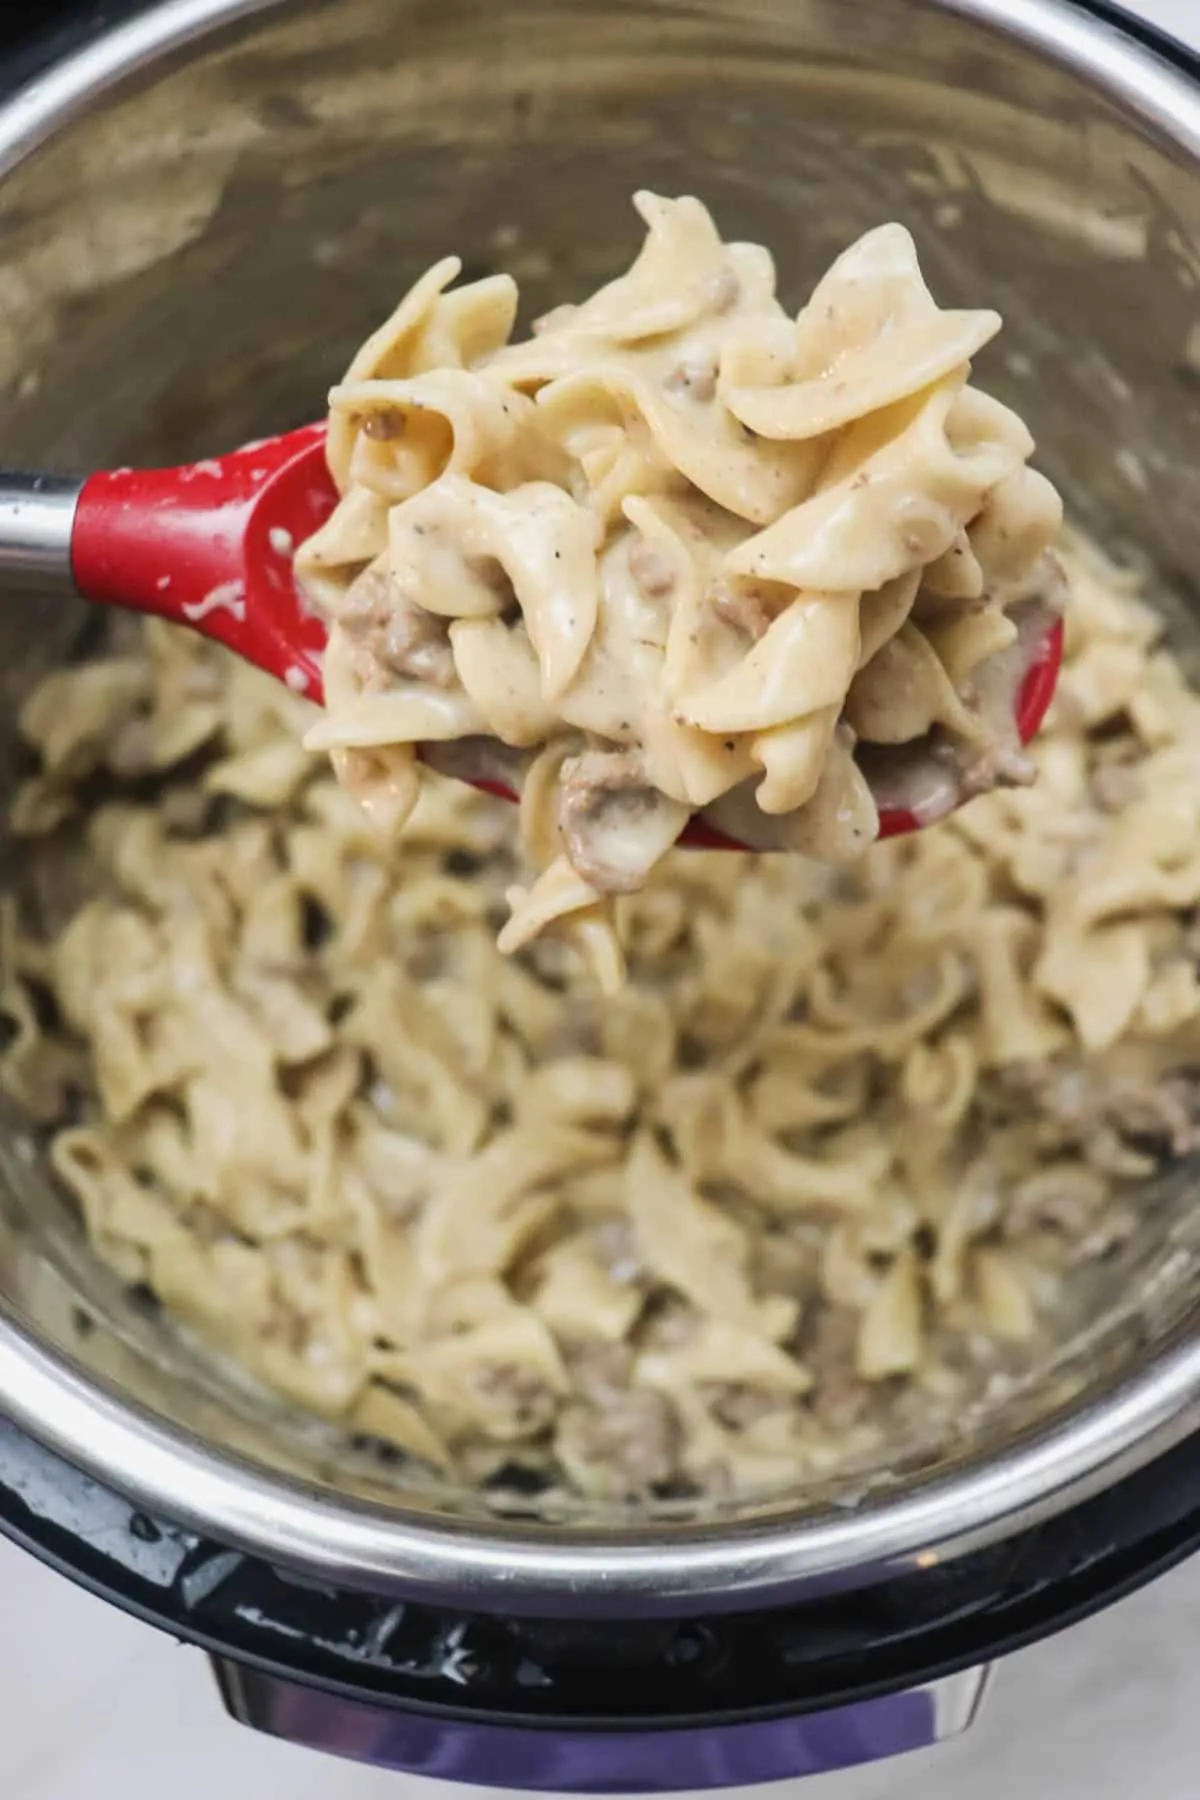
[0,426,1063,848]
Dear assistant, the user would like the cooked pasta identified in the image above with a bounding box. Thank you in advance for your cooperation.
[296,194,1066,988]
[2,532,1195,1505]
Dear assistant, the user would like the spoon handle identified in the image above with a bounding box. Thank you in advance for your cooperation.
[0,471,82,592]
[0,428,331,696]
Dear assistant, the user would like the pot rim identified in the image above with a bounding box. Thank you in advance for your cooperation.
[1,0,1199,1615]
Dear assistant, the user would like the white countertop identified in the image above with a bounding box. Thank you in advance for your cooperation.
[2,0,1198,1795]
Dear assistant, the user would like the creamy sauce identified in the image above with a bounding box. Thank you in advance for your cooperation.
[182,580,247,625]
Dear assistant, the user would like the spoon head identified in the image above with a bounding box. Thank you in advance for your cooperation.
[242,428,1063,850]
[240,425,334,703]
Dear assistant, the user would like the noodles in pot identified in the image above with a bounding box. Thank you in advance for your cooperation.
[3,531,1196,1502]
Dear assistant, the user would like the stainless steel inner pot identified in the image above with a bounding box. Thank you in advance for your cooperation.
[1,0,1199,1615]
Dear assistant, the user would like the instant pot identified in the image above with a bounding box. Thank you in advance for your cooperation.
[2,0,1200,1788]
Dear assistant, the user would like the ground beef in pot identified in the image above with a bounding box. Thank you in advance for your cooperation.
[556,1342,682,1496]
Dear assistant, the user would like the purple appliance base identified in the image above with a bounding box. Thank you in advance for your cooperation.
[215,1659,989,1791]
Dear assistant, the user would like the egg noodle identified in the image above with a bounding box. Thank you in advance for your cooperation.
[297,194,1066,991]
[2,531,1197,1502]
